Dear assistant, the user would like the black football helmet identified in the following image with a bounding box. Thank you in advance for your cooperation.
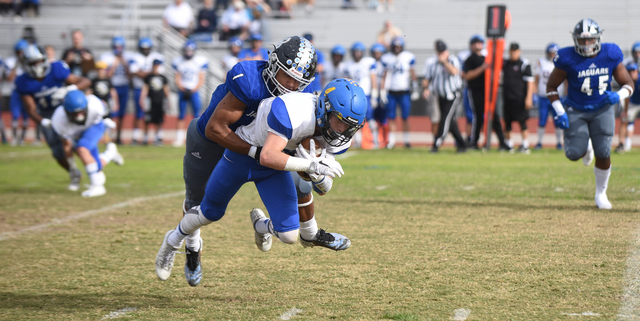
[571,18,603,57]
[263,36,317,96]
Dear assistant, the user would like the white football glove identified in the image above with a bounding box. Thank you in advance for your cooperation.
[51,84,78,101]
[103,118,117,129]
[380,89,389,105]
[40,118,52,128]
[297,140,344,178]
[295,138,325,160]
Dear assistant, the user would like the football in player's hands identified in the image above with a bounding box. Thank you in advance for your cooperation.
[296,137,323,181]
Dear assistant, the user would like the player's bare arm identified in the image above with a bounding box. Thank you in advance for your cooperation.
[259,132,290,170]
[174,72,184,92]
[613,62,634,96]
[66,74,91,90]
[205,92,253,155]
[21,95,43,123]
[545,68,568,103]
[139,85,148,109]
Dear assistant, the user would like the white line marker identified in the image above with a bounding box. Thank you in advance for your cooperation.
[335,151,358,161]
[100,307,137,320]
[0,149,50,159]
[280,308,303,320]
[0,191,183,241]
[562,311,601,316]
[618,225,640,320]
[452,308,471,320]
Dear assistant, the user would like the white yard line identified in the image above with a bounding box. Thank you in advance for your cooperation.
[617,226,640,320]
[99,307,138,320]
[0,149,50,159]
[0,191,183,241]
[452,308,471,320]
[279,308,303,320]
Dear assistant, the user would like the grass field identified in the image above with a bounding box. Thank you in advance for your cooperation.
[1,144,639,320]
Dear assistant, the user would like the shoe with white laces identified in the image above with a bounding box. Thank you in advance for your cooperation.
[250,208,272,252]
[68,168,82,191]
[583,143,594,166]
[81,184,106,197]
[156,230,179,281]
[595,192,612,210]
[300,229,351,251]
[184,237,202,287]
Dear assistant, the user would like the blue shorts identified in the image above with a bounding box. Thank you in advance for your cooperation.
[178,90,202,120]
[133,88,145,120]
[75,122,106,171]
[10,90,28,122]
[537,96,556,128]
[386,91,411,120]
[564,104,614,160]
[200,150,300,233]
[462,88,473,123]
[114,86,130,119]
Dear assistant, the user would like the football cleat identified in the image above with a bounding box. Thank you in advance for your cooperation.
[582,146,594,166]
[111,144,125,166]
[156,230,179,281]
[615,143,625,154]
[184,238,202,287]
[300,229,351,251]
[68,168,82,191]
[595,193,612,210]
[556,143,563,151]
[81,185,106,197]
[250,208,272,252]
[534,143,542,150]
[517,146,531,155]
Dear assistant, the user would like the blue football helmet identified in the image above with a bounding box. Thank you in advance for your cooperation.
[183,40,197,59]
[112,36,125,55]
[350,42,366,61]
[316,78,367,147]
[331,45,346,56]
[22,44,50,79]
[390,36,405,54]
[370,43,385,55]
[228,36,243,48]
[571,18,603,57]
[138,37,153,55]
[546,43,559,60]
[14,39,29,54]
[264,36,317,96]
[63,90,88,125]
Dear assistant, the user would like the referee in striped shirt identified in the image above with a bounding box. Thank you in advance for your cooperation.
[422,40,467,152]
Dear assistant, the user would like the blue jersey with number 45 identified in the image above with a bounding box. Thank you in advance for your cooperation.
[15,61,71,114]
[196,60,313,140]
[554,43,623,111]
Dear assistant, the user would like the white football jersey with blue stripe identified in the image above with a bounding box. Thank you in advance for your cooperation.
[172,55,209,90]
[51,95,107,140]
[235,92,350,154]
[130,51,165,89]
[380,51,415,91]
[3,56,23,91]
[342,57,376,95]
[534,57,565,97]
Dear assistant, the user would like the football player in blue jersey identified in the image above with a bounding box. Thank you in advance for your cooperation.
[168,35,324,287]
[546,19,634,210]
[156,78,365,286]
[615,42,640,153]
[16,44,91,191]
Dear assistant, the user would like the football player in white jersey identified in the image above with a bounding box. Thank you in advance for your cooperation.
[221,36,242,73]
[380,36,418,148]
[5,40,28,146]
[323,45,346,87]
[533,43,565,150]
[99,36,136,145]
[156,79,366,285]
[342,42,378,148]
[129,37,165,145]
[172,41,208,147]
[615,42,640,153]
[51,91,124,197]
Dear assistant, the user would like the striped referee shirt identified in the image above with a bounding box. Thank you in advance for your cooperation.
[423,55,463,101]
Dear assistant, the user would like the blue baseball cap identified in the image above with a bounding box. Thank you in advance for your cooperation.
[469,34,485,44]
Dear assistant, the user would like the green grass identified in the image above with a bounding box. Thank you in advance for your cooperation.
[1,145,639,320]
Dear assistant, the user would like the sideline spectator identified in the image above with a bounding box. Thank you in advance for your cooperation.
[533,43,564,150]
[139,60,170,146]
[61,30,94,77]
[246,0,270,35]
[163,0,195,37]
[502,42,534,154]
[222,36,242,73]
[237,33,268,61]
[0,0,15,18]
[191,0,217,42]
[19,0,39,17]
[457,35,487,144]
[219,0,250,41]
[423,40,466,153]
[373,0,394,12]
[463,35,509,150]
[376,20,402,49]
[323,44,346,87]
[44,45,56,62]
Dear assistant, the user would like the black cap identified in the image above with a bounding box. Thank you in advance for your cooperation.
[435,40,447,53]
[510,42,520,51]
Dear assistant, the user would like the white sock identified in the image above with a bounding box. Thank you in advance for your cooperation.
[388,132,396,148]
[299,217,318,241]
[594,166,611,196]
[175,129,185,144]
[185,228,201,252]
[168,207,212,248]
[132,128,141,141]
[537,127,545,145]
[403,131,410,145]
[369,121,379,148]
[506,139,513,148]
[555,128,563,145]
[522,139,529,149]
[143,133,148,143]
[625,137,632,151]
[157,129,164,140]
[88,169,106,187]
[255,217,275,235]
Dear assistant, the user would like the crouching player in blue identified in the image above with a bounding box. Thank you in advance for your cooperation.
[51,91,124,197]
[156,79,366,286]
[546,19,634,209]
[16,44,91,191]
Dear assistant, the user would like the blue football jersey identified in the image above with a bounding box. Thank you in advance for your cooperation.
[15,61,71,114]
[625,61,640,105]
[196,60,313,140]
[554,43,623,111]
